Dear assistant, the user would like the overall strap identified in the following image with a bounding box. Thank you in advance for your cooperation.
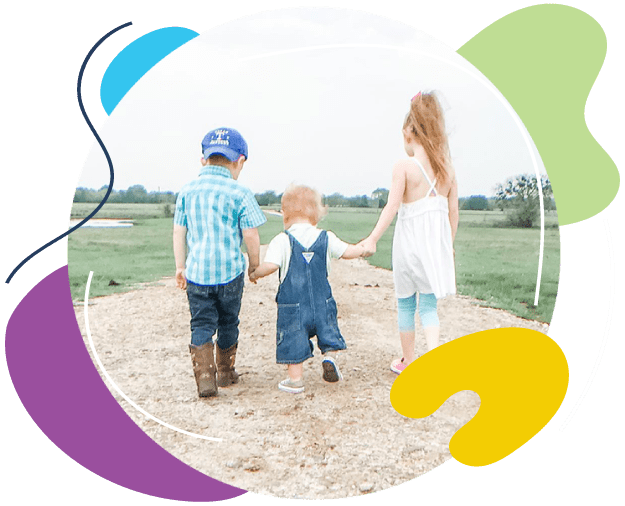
[411,157,438,196]
[276,231,300,302]
[308,229,327,252]
[285,229,325,252]
[284,230,297,249]
[285,229,326,268]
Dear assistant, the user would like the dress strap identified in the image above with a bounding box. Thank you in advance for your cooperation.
[410,157,438,196]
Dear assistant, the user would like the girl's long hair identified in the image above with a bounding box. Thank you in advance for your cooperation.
[403,91,450,183]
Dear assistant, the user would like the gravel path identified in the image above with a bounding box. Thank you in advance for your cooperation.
[74,247,548,499]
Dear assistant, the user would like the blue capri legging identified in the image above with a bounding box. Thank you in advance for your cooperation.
[397,293,439,331]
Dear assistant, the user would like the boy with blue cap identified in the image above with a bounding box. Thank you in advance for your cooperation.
[174,127,266,398]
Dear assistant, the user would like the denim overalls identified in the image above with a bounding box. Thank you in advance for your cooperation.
[275,230,346,364]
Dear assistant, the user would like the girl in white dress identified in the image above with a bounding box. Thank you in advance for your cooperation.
[360,91,459,374]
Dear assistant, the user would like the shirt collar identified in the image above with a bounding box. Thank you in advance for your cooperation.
[287,223,316,232]
[199,165,233,179]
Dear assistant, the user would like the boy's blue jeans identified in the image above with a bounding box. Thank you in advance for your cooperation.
[186,273,244,349]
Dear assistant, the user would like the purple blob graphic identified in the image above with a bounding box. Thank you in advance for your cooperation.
[5,266,245,502]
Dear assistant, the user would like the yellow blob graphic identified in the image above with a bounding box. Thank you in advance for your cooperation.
[390,328,568,466]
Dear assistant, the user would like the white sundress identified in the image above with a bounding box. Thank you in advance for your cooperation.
[392,157,456,300]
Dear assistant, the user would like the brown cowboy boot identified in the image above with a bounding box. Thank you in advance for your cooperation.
[189,343,218,397]
[216,343,239,387]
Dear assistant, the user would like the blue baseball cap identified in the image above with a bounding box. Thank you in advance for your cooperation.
[201,127,248,162]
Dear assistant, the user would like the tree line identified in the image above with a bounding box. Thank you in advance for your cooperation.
[74,185,177,204]
[74,175,555,229]
[74,186,391,208]
[256,188,390,208]
[494,174,555,228]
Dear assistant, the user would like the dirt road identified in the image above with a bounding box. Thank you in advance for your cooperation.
[74,248,548,499]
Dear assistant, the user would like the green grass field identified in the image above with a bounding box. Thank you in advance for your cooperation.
[71,202,174,219]
[68,203,559,323]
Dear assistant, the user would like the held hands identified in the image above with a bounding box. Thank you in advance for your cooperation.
[355,243,367,258]
[358,237,377,258]
[248,262,279,283]
[175,268,187,290]
[248,264,259,284]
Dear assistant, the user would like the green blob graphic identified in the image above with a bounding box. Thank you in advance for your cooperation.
[458,5,619,226]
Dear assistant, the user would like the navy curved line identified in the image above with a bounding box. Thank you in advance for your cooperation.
[6,22,133,284]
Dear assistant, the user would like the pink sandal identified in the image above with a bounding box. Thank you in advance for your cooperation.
[390,358,407,375]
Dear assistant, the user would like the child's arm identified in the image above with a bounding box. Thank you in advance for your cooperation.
[327,231,365,260]
[173,224,188,289]
[341,243,366,259]
[250,232,287,283]
[360,161,406,256]
[249,262,279,283]
[242,227,261,277]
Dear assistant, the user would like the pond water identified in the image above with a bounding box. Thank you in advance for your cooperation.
[69,219,134,229]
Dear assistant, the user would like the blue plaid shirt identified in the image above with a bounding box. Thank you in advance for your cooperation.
[174,165,266,285]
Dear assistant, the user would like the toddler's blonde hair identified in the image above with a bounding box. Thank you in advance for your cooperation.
[281,184,327,225]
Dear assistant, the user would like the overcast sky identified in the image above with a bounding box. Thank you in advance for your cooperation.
[78,8,545,198]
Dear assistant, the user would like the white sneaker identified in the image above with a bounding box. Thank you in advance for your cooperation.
[322,356,343,382]
[278,378,305,394]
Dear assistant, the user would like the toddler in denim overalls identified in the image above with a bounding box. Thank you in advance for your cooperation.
[250,185,365,393]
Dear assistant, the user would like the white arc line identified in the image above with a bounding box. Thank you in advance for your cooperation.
[535,175,545,306]
[84,271,222,442]
[560,219,616,432]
